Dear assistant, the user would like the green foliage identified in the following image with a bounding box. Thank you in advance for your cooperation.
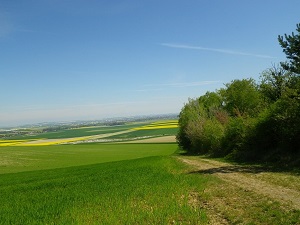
[176,98,203,151]
[222,117,249,158]
[177,93,225,155]
[177,23,300,166]
[221,79,262,117]
[201,118,225,156]
[260,66,292,103]
[198,91,223,118]
[278,23,300,75]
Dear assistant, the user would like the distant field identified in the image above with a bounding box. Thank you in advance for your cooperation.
[107,128,178,139]
[0,120,178,146]
[8,123,148,140]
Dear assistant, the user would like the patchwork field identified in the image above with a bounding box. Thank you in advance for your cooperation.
[0,120,178,146]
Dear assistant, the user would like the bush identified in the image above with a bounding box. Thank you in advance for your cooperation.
[202,119,225,156]
[222,117,256,160]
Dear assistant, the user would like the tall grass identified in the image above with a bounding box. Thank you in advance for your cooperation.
[0,156,210,224]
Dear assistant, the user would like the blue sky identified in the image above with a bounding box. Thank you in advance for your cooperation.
[1,0,299,127]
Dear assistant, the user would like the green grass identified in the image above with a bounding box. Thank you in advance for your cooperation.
[0,143,177,174]
[0,155,210,224]
[0,121,209,224]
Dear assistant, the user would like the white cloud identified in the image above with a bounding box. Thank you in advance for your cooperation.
[161,43,276,59]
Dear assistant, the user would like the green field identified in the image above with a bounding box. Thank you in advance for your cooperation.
[9,123,149,140]
[107,127,178,139]
[0,143,176,174]
[0,120,213,224]
[1,119,299,224]
[0,143,211,224]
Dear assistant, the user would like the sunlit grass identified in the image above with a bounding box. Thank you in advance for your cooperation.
[0,156,210,224]
[0,143,177,174]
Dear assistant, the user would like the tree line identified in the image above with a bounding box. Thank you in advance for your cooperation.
[177,23,300,166]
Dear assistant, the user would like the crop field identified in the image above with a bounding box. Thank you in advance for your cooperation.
[0,143,177,174]
[6,123,147,140]
[0,119,214,224]
[0,120,178,146]
[0,156,211,224]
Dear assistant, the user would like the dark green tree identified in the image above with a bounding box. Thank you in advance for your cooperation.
[278,23,300,75]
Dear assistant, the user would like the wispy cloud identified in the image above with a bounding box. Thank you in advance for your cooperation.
[161,43,276,59]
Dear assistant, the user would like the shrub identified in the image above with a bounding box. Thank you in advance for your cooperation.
[201,119,225,156]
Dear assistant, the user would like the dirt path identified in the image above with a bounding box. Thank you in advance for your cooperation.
[177,156,300,224]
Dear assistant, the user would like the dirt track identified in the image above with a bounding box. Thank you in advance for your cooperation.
[178,156,300,224]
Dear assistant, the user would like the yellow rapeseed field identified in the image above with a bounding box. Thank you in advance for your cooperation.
[132,120,178,130]
[15,136,90,146]
[0,137,91,147]
[0,140,29,146]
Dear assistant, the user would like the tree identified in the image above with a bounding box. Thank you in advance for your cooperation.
[176,98,202,151]
[221,79,262,117]
[259,65,292,103]
[176,92,226,154]
[278,23,300,75]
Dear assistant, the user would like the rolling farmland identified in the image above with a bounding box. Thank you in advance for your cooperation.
[1,119,300,224]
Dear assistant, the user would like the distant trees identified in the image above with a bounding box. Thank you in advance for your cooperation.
[177,23,300,166]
